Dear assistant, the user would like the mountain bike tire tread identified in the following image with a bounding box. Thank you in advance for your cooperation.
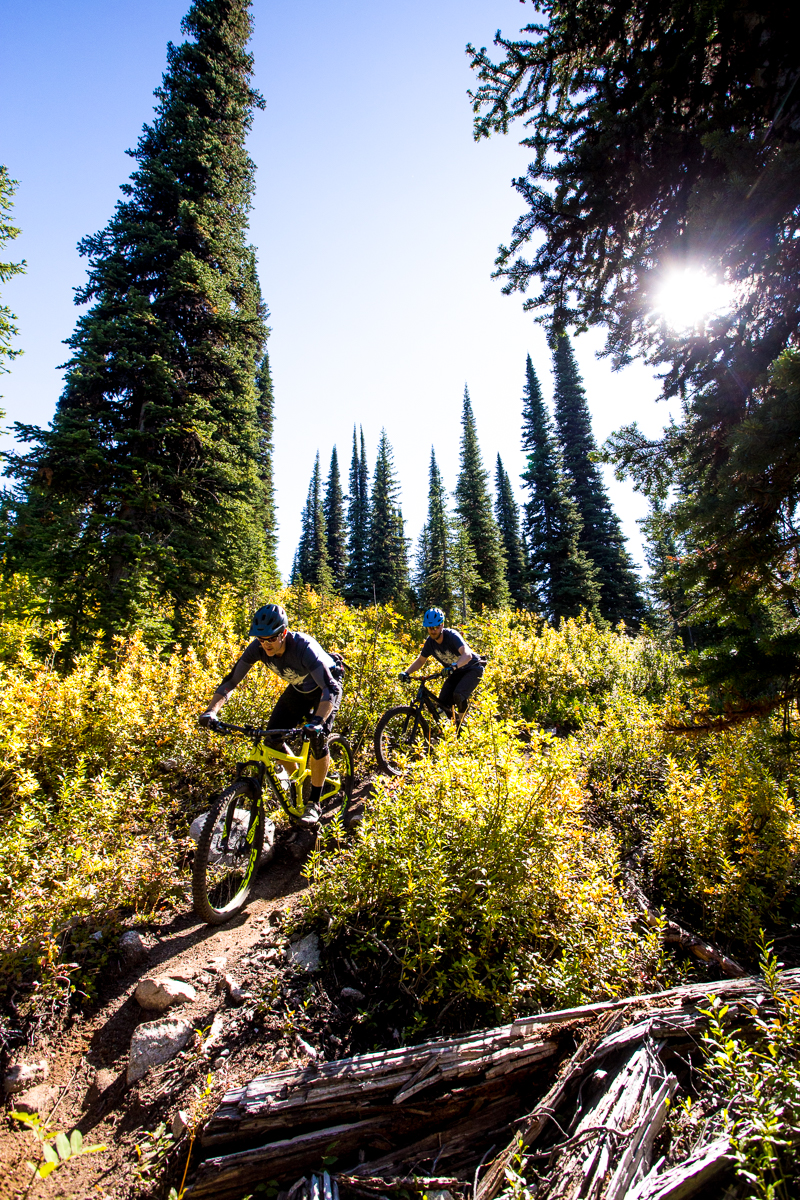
[193,780,265,925]
[374,705,430,776]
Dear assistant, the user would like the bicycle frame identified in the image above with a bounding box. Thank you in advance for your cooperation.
[409,671,448,725]
[212,722,346,822]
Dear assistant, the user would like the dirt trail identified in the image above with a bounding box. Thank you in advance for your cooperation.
[1,788,369,1200]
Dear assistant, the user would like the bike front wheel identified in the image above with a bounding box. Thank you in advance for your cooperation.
[193,780,270,925]
[374,706,432,776]
[327,734,355,801]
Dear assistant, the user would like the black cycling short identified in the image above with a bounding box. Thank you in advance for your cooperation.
[266,685,339,756]
[438,662,484,714]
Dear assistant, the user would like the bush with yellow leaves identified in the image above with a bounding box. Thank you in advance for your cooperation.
[1,573,799,1023]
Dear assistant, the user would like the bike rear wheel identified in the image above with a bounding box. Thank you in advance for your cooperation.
[374,706,431,776]
[193,780,269,925]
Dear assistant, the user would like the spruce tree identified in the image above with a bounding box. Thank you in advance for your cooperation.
[293,452,332,591]
[255,350,279,584]
[367,431,408,605]
[5,0,271,638]
[494,454,527,607]
[323,446,347,592]
[415,449,453,614]
[450,518,482,622]
[552,336,646,624]
[455,386,509,610]
[344,426,371,604]
[521,355,600,620]
[0,165,25,383]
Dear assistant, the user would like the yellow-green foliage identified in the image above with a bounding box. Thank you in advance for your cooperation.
[308,697,666,1021]
[652,727,800,941]
[1,574,799,1015]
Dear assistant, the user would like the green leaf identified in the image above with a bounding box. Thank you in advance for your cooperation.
[70,1129,83,1154]
[37,1161,59,1179]
[55,1131,71,1160]
[42,1143,59,1164]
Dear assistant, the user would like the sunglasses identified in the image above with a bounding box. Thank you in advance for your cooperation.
[258,632,284,644]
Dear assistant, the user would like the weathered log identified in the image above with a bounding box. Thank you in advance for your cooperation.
[334,1175,467,1199]
[623,876,745,978]
[191,1096,521,1200]
[475,1013,622,1200]
[543,1041,677,1199]
[191,968,800,1200]
[626,1136,733,1199]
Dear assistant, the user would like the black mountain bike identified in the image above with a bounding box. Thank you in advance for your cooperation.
[373,671,449,776]
[193,721,354,924]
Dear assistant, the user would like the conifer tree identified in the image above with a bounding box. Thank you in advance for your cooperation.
[455,386,509,610]
[415,449,453,614]
[5,0,271,638]
[293,452,332,591]
[323,446,347,592]
[367,431,408,605]
[494,454,527,608]
[255,350,279,584]
[552,336,646,624]
[450,518,482,622]
[344,426,371,604]
[520,355,600,620]
[0,165,25,384]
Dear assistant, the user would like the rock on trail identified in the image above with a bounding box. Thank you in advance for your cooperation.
[134,976,197,1011]
[127,1017,194,1084]
[4,1059,49,1095]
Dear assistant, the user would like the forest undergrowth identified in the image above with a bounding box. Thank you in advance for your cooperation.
[1,576,799,1031]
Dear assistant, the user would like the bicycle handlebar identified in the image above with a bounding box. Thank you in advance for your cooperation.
[204,720,305,742]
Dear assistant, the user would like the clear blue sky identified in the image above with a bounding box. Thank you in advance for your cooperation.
[1,0,673,580]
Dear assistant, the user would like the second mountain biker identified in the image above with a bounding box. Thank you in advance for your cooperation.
[199,603,343,825]
[399,607,484,726]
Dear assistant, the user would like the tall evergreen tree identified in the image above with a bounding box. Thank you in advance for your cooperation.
[4,0,270,638]
[0,165,25,384]
[415,449,453,614]
[344,426,371,604]
[494,454,527,607]
[520,355,600,620]
[292,452,332,591]
[323,446,347,592]
[552,336,645,624]
[255,350,279,584]
[455,386,509,610]
[367,430,408,605]
[450,518,482,622]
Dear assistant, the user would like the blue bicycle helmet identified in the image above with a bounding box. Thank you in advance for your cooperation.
[250,603,288,638]
[422,607,445,628]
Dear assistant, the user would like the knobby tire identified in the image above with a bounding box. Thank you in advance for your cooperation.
[374,706,431,776]
[193,779,268,925]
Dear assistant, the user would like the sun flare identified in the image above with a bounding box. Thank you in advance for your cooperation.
[652,268,732,332]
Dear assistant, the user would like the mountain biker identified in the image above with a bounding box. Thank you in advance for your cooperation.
[199,603,343,826]
[398,607,484,725]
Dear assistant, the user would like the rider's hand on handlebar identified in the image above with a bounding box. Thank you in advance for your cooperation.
[199,712,221,729]
[303,714,324,730]
[398,671,411,682]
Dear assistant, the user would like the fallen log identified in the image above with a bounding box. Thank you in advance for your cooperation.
[189,968,800,1200]
[623,876,745,979]
[542,1041,677,1199]
[626,1136,733,1199]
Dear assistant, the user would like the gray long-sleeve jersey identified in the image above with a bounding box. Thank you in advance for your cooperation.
[216,632,342,702]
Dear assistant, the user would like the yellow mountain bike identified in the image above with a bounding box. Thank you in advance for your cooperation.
[192,721,354,925]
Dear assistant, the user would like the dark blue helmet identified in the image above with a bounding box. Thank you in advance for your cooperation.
[250,603,288,638]
[422,607,445,628]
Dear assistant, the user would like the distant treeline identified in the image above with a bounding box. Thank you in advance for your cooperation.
[291,338,645,628]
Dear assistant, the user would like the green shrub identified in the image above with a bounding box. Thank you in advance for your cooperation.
[306,694,669,1029]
